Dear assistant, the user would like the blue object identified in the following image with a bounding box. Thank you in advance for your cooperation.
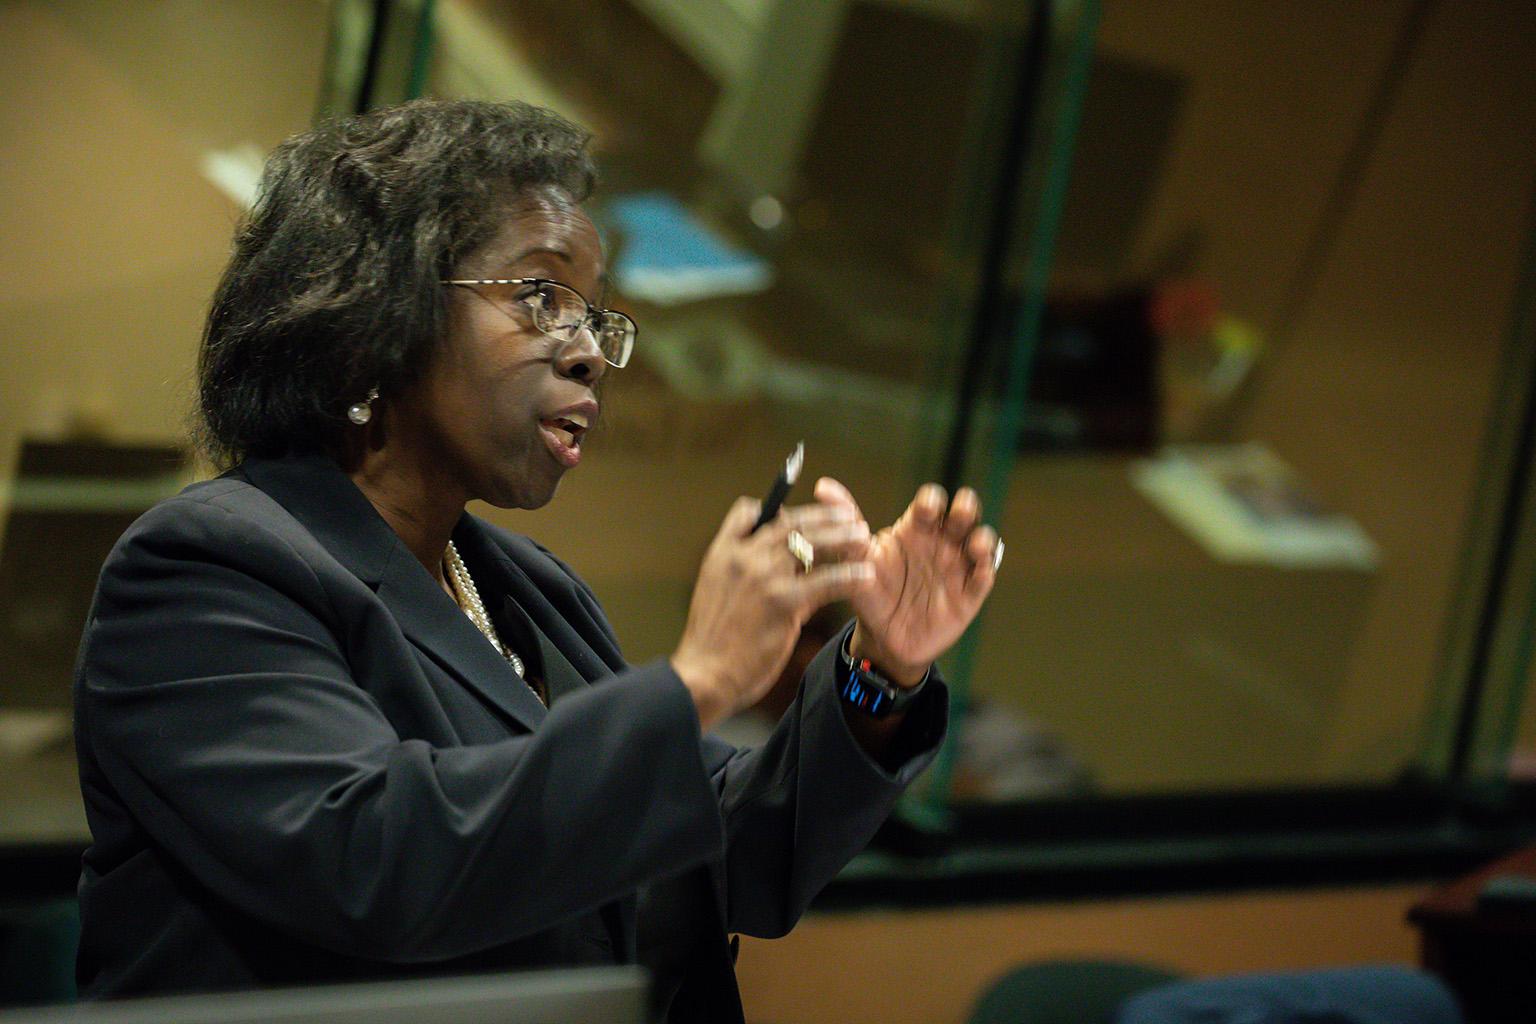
[1115,965,1463,1024]
[604,192,771,306]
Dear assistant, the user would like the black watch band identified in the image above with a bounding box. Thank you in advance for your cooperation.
[837,628,929,718]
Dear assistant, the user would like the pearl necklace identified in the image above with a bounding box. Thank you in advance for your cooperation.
[444,541,546,706]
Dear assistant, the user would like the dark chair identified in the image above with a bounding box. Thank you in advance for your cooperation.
[968,958,1185,1024]
[0,896,79,1006]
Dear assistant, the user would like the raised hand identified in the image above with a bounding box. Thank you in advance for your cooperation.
[671,497,876,730]
[814,478,1001,685]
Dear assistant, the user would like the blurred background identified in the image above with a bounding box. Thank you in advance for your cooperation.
[3,1,1536,1020]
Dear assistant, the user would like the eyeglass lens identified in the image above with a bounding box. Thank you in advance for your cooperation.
[524,281,634,367]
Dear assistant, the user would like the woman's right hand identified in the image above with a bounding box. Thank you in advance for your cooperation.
[671,495,876,731]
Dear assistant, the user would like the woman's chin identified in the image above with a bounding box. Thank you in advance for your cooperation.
[483,471,563,512]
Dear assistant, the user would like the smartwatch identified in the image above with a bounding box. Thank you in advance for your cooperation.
[838,628,929,718]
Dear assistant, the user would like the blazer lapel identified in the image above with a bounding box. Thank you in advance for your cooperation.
[238,454,547,732]
[376,555,549,731]
[453,519,623,684]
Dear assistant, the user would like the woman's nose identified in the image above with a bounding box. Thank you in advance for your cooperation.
[554,325,608,383]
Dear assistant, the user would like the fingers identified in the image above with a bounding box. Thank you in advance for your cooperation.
[813,476,864,520]
[732,480,1004,596]
[721,492,856,545]
[944,487,982,545]
[797,516,871,561]
[780,500,858,532]
[774,492,873,568]
[787,559,876,607]
[964,524,1003,598]
[721,496,764,539]
[763,501,862,556]
[902,483,979,537]
[902,482,1002,585]
[907,483,948,532]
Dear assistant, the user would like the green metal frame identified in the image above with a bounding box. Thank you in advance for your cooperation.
[316,0,436,119]
[914,0,1102,818]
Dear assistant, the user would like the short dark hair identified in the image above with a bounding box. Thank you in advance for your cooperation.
[196,99,597,467]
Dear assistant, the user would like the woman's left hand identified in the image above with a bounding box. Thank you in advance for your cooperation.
[815,478,1002,685]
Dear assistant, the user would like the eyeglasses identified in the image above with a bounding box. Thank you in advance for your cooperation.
[442,278,637,368]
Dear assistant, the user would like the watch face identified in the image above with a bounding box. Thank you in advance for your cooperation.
[841,671,882,715]
[841,672,891,717]
[841,664,911,718]
[838,627,927,717]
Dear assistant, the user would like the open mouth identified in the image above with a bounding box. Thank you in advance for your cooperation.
[539,409,591,468]
[542,414,588,449]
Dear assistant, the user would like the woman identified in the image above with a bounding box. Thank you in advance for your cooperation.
[72,100,1001,1022]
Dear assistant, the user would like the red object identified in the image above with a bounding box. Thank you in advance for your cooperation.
[1408,845,1536,1023]
[1148,278,1220,337]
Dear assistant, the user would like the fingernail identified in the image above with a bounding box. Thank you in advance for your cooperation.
[992,538,1005,572]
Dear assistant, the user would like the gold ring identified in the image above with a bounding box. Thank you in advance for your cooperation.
[786,530,814,573]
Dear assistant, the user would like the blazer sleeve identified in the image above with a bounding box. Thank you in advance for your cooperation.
[512,526,950,938]
[76,495,729,964]
[703,628,949,938]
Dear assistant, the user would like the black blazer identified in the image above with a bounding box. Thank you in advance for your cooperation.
[72,453,946,1021]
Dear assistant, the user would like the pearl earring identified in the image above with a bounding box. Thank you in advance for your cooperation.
[347,388,379,426]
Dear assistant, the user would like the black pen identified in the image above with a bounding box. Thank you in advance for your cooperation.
[751,441,804,533]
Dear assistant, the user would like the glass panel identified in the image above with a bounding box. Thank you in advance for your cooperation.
[11,0,1533,858]
[0,1,333,846]
[955,0,1536,798]
[421,0,1039,744]
[1452,220,1536,792]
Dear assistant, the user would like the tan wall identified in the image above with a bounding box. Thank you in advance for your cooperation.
[737,883,1426,1024]
[0,1,329,495]
[1212,1,1536,777]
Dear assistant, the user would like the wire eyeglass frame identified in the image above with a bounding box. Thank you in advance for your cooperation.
[442,278,637,368]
